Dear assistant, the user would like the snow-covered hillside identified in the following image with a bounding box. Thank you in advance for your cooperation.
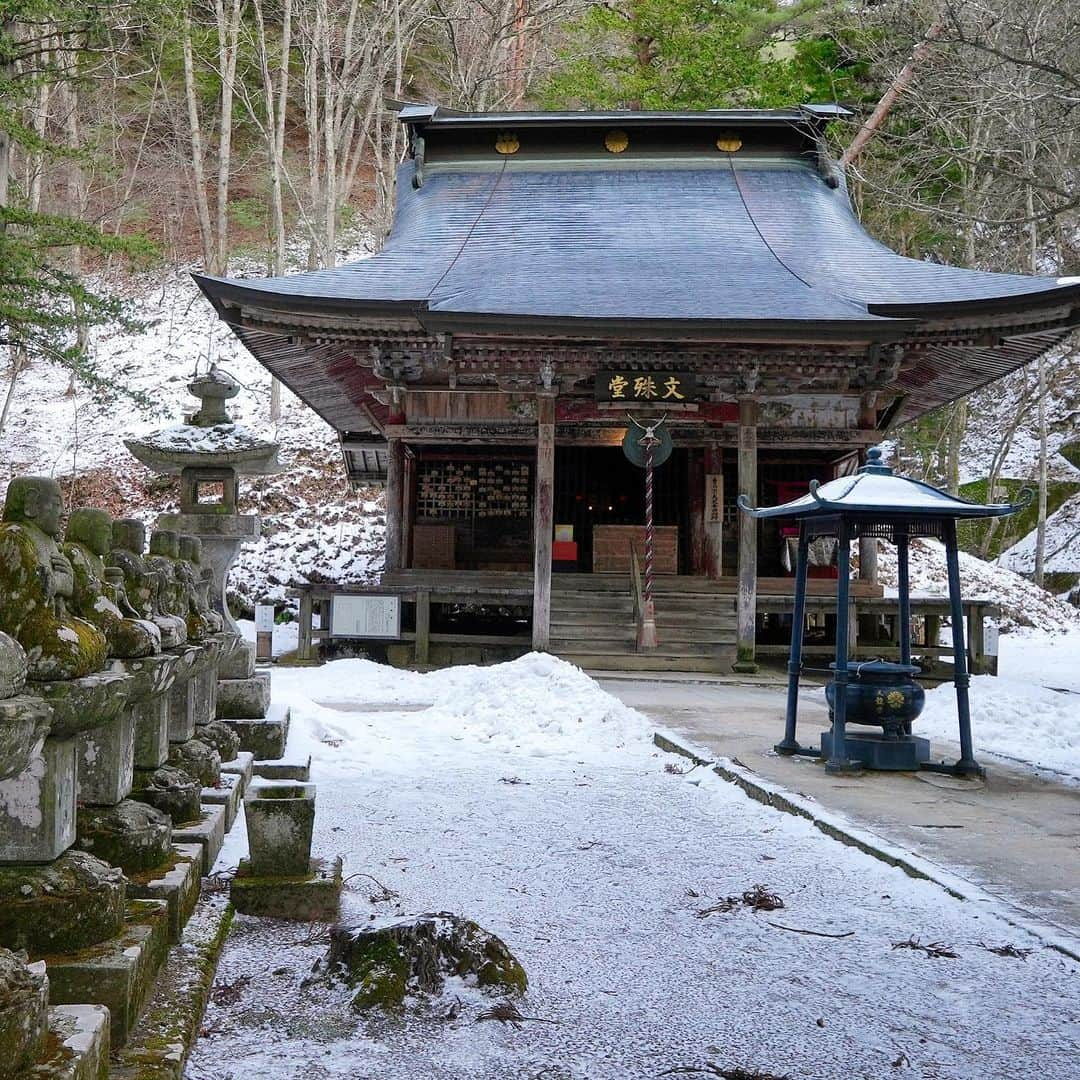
[0,254,385,612]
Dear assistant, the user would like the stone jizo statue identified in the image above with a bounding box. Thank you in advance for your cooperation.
[0,476,107,680]
[108,518,186,649]
[178,535,223,635]
[147,530,207,642]
[64,508,161,659]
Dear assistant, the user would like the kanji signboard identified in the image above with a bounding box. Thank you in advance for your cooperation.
[595,371,699,403]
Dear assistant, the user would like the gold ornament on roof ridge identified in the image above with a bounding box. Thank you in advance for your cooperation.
[495,132,520,155]
[604,129,630,154]
[716,133,743,153]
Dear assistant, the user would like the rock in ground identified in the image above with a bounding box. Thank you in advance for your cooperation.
[323,913,527,1011]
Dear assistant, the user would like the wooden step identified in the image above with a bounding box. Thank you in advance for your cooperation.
[555,650,734,673]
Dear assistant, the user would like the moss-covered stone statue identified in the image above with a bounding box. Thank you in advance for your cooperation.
[146,530,206,641]
[0,477,107,680]
[63,508,161,659]
[178,535,223,636]
[107,518,186,649]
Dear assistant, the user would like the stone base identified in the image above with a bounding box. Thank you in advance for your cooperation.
[126,844,202,944]
[0,737,76,864]
[200,773,242,831]
[43,899,169,1048]
[252,755,311,782]
[230,856,342,922]
[821,729,931,771]
[167,739,221,789]
[75,800,172,875]
[170,804,227,875]
[22,1005,111,1080]
[220,752,254,794]
[215,673,271,721]
[218,704,290,760]
[0,852,125,956]
[192,668,216,728]
[76,710,135,806]
[28,672,132,741]
[219,639,255,680]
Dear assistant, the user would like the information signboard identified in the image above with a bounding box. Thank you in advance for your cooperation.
[330,595,402,640]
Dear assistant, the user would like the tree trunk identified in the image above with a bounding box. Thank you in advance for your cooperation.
[182,5,216,271]
[214,0,244,276]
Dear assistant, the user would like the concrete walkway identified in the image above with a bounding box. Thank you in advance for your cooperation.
[596,673,1080,946]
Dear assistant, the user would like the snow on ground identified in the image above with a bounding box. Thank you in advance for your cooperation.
[187,654,1079,1080]
[918,628,1080,778]
[875,537,1080,632]
[1000,493,1080,576]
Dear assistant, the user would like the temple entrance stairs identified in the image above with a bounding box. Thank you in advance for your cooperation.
[549,575,737,672]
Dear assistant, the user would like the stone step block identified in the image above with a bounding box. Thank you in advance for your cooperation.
[252,755,310,782]
[219,751,253,795]
[44,899,170,1048]
[21,1005,110,1080]
[200,773,242,831]
[218,704,289,761]
[109,895,234,1080]
[125,844,202,944]
[170,804,227,876]
[215,673,271,721]
[166,677,195,745]
[0,737,76,865]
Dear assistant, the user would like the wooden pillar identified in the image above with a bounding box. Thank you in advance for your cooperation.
[532,393,556,651]
[401,447,415,571]
[414,587,430,667]
[298,591,314,663]
[734,399,758,672]
[383,438,405,575]
[704,445,723,580]
[857,396,879,585]
[689,449,706,576]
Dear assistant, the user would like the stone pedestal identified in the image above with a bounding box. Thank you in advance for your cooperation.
[75,800,172,874]
[77,710,135,806]
[0,948,48,1072]
[219,637,255,680]
[0,737,77,863]
[245,781,315,877]
[166,646,201,744]
[215,671,271,720]
[114,654,180,771]
[0,694,52,783]
[130,765,201,826]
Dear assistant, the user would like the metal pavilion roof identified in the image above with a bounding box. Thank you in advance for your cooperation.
[739,448,1031,521]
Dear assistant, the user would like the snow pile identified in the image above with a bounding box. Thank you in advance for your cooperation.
[272,652,654,764]
[917,628,1080,776]
[875,537,1080,631]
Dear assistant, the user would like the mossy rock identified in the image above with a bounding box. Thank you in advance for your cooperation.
[167,738,221,788]
[131,764,202,825]
[324,913,527,1011]
[0,851,125,957]
[76,799,173,874]
[0,947,48,1073]
[194,720,240,763]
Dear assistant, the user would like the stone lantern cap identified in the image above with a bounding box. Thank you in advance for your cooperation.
[124,365,281,477]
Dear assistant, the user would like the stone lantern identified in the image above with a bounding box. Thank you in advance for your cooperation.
[125,367,280,634]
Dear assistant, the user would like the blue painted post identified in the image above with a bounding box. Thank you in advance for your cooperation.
[826,519,857,773]
[897,527,913,735]
[777,523,810,754]
[896,528,912,668]
[943,520,982,776]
